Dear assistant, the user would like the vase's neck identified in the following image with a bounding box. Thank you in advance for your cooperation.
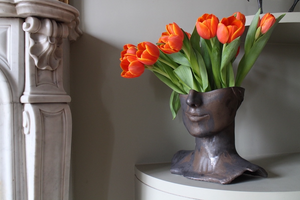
[195,122,237,157]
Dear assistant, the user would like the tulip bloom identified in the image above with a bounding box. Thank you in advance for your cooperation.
[196,13,219,40]
[158,22,184,54]
[136,42,160,65]
[259,13,276,34]
[120,55,145,78]
[166,22,184,39]
[217,16,245,44]
[232,12,246,25]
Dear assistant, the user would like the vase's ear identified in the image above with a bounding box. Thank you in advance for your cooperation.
[231,87,245,108]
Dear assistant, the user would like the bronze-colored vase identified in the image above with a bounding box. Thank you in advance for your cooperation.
[170,87,268,184]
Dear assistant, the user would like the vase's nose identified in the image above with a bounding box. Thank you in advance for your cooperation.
[186,90,203,108]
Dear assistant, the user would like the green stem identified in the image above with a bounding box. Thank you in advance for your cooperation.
[210,37,222,89]
[158,57,177,70]
[147,66,168,77]
[221,43,227,87]
[181,45,190,60]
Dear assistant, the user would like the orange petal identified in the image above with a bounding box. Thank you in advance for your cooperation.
[121,70,137,78]
[145,42,160,58]
[217,23,229,44]
[158,44,175,54]
[198,13,209,22]
[196,22,211,39]
[260,16,275,34]
[210,15,219,36]
[120,58,130,71]
[128,60,145,76]
[167,35,183,51]
[233,12,246,25]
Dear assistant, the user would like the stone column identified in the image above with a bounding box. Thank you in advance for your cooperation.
[0,18,25,200]
[21,17,73,200]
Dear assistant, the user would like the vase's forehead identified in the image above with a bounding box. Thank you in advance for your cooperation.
[180,87,245,112]
[193,87,244,101]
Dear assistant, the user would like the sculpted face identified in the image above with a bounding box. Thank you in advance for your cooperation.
[180,87,244,138]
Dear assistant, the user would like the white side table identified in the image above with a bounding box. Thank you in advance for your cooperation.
[135,153,300,200]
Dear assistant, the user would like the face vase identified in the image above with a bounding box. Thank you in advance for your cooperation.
[170,87,268,184]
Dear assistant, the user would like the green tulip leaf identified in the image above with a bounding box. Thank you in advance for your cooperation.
[226,62,235,87]
[182,30,191,55]
[189,48,201,79]
[200,38,212,68]
[244,9,261,54]
[210,37,222,89]
[155,60,180,87]
[220,37,240,86]
[158,51,179,69]
[153,71,185,94]
[170,91,181,119]
[174,65,196,92]
[190,26,201,53]
[166,52,190,66]
[194,50,210,92]
[200,38,214,88]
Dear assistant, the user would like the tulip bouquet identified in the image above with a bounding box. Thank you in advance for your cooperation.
[120,10,285,118]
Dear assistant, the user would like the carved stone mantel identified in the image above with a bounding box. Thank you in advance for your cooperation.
[0,1,81,200]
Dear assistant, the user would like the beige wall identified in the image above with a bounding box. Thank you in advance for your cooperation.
[69,0,300,199]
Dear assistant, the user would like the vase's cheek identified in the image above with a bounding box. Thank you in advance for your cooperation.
[209,109,236,132]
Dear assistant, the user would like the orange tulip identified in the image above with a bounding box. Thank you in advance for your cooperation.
[136,42,160,65]
[232,12,246,25]
[157,22,184,54]
[259,13,276,34]
[196,13,219,40]
[217,16,245,44]
[120,55,145,78]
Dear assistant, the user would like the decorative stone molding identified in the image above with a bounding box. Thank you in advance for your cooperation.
[0,1,81,199]
[22,110,31,135]
[20,14,74,195]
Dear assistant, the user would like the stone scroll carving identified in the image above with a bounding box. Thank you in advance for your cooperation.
[23,17,69,71]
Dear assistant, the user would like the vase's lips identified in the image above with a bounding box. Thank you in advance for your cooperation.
[185,112,210,122]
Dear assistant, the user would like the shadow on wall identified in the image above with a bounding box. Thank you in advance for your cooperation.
[70,33,117,200]
[236,43,300,157]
